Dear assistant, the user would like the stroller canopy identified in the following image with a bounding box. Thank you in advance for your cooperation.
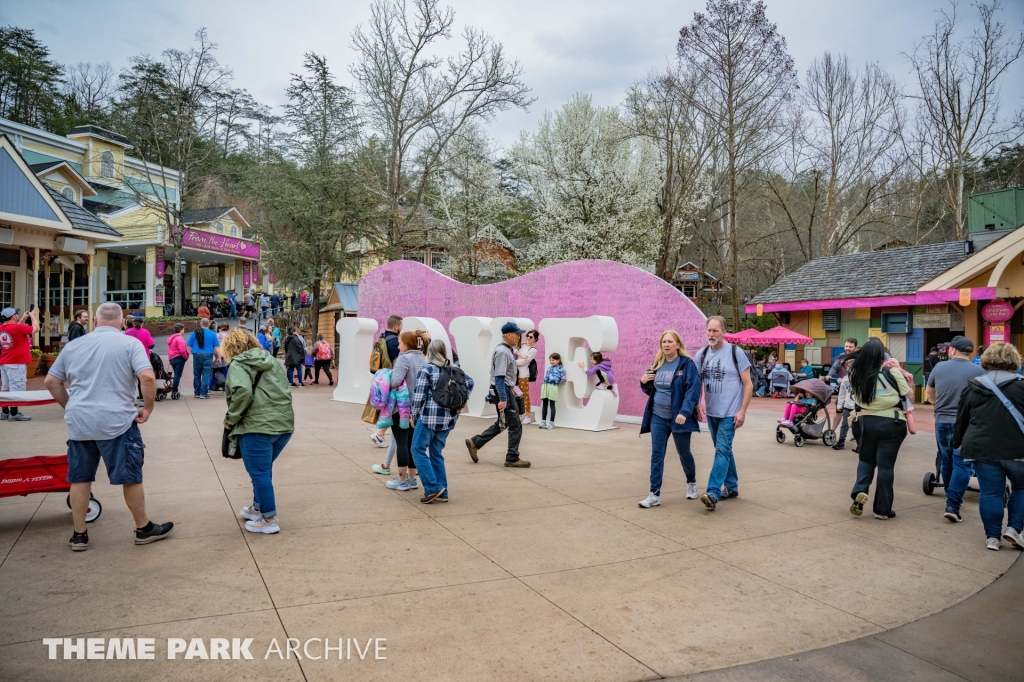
[792,379,832,405]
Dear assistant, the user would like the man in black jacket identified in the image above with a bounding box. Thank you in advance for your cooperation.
[283,327,306,387]
[67,310,88,342]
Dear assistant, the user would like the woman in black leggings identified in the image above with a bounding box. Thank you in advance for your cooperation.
[312,333,334,385]
[847,338,911,519]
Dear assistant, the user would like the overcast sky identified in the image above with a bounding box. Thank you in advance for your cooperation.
[4,0,1023,150]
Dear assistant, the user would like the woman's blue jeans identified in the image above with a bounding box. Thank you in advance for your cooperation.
[973,460,1024,539]
[649,413,695,494]
[169,357,186,392]
[239,432,292,519]
[411,421,450,496]
[192,353,213,396]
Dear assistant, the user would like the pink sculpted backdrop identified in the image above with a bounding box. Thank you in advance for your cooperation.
[358,260,708,418]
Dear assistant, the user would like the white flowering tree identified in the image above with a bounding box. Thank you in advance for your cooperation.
[512,93,661,269]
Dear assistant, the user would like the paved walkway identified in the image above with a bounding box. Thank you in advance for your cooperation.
[0,379,1017,681]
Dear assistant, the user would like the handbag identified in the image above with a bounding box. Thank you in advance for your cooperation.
[222,370,266,459]
[977,375,1024,436]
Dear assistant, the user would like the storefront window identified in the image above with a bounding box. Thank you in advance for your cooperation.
[0,271,12,309]
[215,221,224,234]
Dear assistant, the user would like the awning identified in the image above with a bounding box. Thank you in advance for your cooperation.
[734,325,814,346]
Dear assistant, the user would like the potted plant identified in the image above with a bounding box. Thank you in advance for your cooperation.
[39,349,60,376]
[26,348,43,378]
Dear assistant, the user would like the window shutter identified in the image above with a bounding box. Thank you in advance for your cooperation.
[821,309,841,331]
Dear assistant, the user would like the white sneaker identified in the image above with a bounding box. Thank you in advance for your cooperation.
[1002,527,1024,550]
[547,423,556,430]
[522,416,533,425]
[370,433,387,448]
[987,537,1002,551]
[239,505,262,521]
[385,477,406,490]
[537,420,547,428]
[686,482,698,499]
[245,518,279,534]
[638,492,660,508]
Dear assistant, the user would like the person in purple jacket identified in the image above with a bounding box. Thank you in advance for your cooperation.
[578,352,618,396]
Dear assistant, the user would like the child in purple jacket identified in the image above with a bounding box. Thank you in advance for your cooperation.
[579,352,618,397]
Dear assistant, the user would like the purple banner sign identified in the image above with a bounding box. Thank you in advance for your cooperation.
[242,261,251,288]
[181,228,260,259]
[155,246,165,280]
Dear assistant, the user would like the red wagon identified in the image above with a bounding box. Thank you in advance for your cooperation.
[0,391,102,522]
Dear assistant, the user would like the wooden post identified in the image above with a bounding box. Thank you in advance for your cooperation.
[43,256,51,351]
[31,248,40,347]
[70,262,76,330]
[58,261,65,341]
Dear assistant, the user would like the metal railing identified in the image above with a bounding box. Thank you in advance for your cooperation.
[106,289,146,309]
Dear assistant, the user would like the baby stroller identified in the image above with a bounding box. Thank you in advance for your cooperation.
[769,365,794,398]
[775,379,837,447]
[149,351,173,401]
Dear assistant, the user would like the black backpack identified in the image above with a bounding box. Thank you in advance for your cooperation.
[528,358,538,382]
[432,363,470,411]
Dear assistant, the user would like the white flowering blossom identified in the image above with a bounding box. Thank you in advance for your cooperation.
[512,93,661,268]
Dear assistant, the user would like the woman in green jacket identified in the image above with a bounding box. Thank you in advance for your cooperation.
[222,328,294,534]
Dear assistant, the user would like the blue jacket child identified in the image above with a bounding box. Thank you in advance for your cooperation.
[640,355,702,434]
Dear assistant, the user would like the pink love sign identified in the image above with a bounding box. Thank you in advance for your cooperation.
[982,301,1014,323]
[358,260,708,417]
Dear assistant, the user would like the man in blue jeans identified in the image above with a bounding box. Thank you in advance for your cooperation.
[187,318,222,399]
[695,316,753,511]
[926,335,983,522]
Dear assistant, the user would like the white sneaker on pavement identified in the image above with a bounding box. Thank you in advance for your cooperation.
[1003,527,1024,550]
[686,482,698,499]
[987,537,1002,551]
[638,492,660,508]
[385,477,405,490]
[239,505,262,521]
[245,518,279,534]
[370,433,387,448]
[522,416,533,425]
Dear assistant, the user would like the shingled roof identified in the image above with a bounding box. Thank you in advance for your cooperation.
[750,241,970,305]
[45,186,121,237]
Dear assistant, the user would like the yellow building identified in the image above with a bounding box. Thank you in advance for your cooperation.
[0,117,262,322]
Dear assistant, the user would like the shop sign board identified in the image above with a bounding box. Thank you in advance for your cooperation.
[950,310,965,332]
[181,229,260,259]
[926,304,948,314]
[913,313,949,328]
[155,285,164,304]
[982,301,1014,323]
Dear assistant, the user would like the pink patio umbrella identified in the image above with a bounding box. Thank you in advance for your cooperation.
[724,328,758,343]
[740,325,814,347]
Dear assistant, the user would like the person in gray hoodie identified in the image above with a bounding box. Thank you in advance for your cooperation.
[952,342,1024,552]
[385,330,428,491]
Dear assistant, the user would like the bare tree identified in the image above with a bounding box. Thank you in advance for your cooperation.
[625,64,715,280]
[64,62,115,118]
[350,0,533,255]
[906,0,1024,239]
[115,28,232,315]
[766,53,906,259]
[677,0,797,318]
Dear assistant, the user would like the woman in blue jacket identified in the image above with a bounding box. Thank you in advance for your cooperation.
[639,330,702,508]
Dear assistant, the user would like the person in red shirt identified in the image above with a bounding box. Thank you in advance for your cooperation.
[197,302,211,320]
[0,306,40,422]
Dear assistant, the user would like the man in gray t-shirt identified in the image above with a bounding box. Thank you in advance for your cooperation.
[466,322,529,467]
[926,335,984,522]
[44,302,174,551]
[696,316,753,511]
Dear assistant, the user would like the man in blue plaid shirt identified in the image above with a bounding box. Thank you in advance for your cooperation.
[410,340,474,503]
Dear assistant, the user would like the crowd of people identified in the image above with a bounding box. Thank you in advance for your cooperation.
[4,297,1020,557]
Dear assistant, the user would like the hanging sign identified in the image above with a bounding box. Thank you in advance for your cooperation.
[756,304,763,316]
[155,246,165,280]
[242,261,251,288]
[982,300,1014,323]
[926,304,948,314]
[913,314,949,329]
[155,286,164,304]
[959,288,972,307]
[950,310,965,332]
[269,271,276,285]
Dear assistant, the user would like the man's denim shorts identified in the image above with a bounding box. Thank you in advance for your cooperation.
[67,423,145,485]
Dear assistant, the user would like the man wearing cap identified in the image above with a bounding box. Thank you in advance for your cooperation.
[926,335,984,523]
[0,306,40,422]
[465,322,531,467]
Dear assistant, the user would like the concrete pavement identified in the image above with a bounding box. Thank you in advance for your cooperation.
[0,379,1017,681]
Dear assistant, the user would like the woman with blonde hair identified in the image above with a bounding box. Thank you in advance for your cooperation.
[638,330,702,508]
[222,328,295,534]
[953,342,1024,550]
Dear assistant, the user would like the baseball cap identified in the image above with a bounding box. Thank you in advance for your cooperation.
[949,336,974,353]
[500,321,526,335]
[0,307,17,320]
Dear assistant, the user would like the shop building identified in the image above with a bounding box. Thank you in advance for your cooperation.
[0,117,261,321]
[746,190,1024,394]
